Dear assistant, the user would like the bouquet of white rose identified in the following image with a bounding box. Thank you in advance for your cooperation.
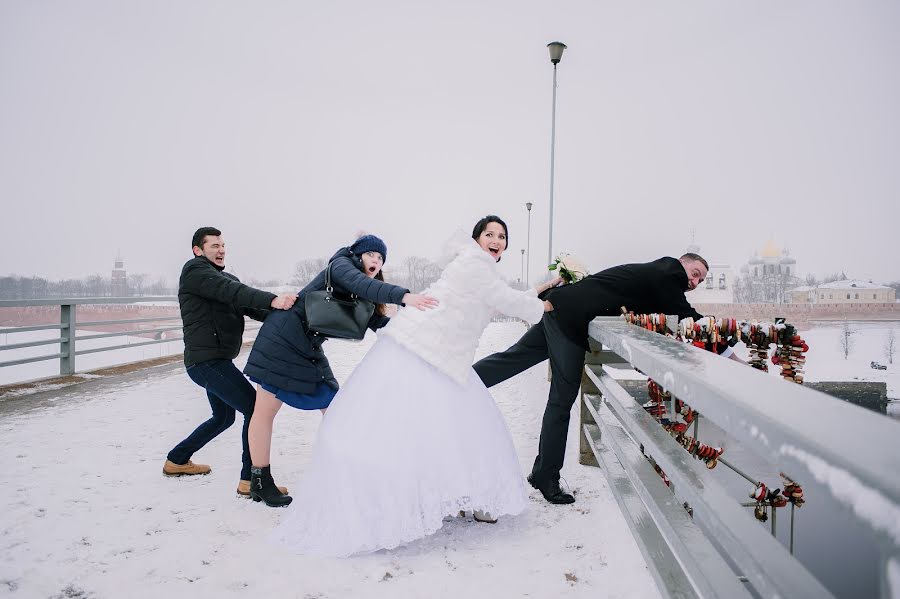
[548,252,588,284]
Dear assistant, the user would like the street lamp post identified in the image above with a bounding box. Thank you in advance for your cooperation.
[546,41,566,270]
[525,202,533,286]
[520,249,525,284]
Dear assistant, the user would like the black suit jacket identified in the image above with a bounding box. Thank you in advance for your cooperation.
[542,256,703,349]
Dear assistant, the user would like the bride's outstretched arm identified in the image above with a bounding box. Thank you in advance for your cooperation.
[534,275,563,295]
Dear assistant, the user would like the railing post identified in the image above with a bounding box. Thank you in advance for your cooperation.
[60,303,75,375]
[580,348,602,467]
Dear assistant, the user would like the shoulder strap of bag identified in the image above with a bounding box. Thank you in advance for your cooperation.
[325,250,360,298]
[324,261,334,292]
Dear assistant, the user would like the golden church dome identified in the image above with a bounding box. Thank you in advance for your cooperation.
[760,239,781,258]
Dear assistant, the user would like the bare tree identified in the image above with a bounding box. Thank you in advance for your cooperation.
[823,272,847,284]
[59,278,85,297]
[399,256,442,293]
[839,322,855,360]
[86,274,110,297]
[734,270,800,304]
[424,261,443,290]
[804,273,819,287]
[291,258,327,288]
[885,329,896,365]
[147,277,173,295]
[0,276,16,299]
[732,275,747,303]
[403,256,427,292]
[129,273,147,296]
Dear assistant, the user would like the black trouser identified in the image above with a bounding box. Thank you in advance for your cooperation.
[473,313,586,487]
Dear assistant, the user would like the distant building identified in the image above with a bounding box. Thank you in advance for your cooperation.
[791,280,896,304]
[111,254,128,297]
[736,239,800,304]
[739,239,798,280]
[788,285,817,304]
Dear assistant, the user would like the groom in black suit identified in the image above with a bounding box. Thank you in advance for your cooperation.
[474,253,713,504]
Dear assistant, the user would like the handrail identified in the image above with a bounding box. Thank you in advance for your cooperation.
[0,297,176,307]
[587,318,900,509]
[0,297,185,376]
[1,296,266,378]
[0,324,66,335]
[580,316,900,599]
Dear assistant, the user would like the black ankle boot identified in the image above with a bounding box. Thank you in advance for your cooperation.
[250,465,292,507]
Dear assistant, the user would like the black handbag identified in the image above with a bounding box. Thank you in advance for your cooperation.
[304,261,375,341]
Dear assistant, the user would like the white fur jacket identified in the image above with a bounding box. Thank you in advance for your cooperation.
[380,232,545,386]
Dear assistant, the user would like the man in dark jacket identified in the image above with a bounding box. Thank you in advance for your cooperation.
[474,253,710,505]
[164,227,297,496]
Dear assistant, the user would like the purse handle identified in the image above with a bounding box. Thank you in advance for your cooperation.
[324,254,359,298]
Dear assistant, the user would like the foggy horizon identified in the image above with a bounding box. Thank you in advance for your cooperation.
[2,1,898,288]
[0,236,893,290]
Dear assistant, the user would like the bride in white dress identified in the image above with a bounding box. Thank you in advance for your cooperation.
[271,215,562,556]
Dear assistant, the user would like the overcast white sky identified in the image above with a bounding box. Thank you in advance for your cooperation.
[1,1,898,286]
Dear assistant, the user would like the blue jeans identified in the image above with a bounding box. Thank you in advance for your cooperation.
[167,359,256,481]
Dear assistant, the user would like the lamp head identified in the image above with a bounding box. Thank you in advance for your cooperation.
[547,42,567,65]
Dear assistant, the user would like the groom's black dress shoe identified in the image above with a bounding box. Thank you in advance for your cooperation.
[527,474,575,505]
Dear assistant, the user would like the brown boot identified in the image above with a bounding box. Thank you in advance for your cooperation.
[163,460,211,476]
[237,479,288,497]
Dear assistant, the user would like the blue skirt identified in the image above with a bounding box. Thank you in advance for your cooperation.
[249,376,337,411]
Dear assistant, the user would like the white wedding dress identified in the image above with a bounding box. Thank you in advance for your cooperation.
[271,234,545,556]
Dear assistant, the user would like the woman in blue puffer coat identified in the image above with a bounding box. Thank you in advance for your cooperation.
[243,235,438,506]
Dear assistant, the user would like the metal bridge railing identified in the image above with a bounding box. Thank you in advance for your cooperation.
[579,316,900,599]
[0,297,259,377]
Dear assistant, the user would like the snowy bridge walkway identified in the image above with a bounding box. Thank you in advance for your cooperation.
[0,323,659,599]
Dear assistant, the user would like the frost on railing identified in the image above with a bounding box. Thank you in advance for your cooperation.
[579,315,900,599]
[623,312,811,546]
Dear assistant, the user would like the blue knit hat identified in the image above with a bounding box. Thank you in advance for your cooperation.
[350,234,387,263]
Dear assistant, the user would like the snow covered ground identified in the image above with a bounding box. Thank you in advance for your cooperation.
[781,323,900,399]
[732,322,900,416]
[0,322,661,599]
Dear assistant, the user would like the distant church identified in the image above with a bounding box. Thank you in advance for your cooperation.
[739,239,798,280]
[683,239,803,305]
[735,239,801,304]
[111,253,128,296]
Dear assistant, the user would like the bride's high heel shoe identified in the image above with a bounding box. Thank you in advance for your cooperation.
[473,509,498,523]
[458,509,498,524]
